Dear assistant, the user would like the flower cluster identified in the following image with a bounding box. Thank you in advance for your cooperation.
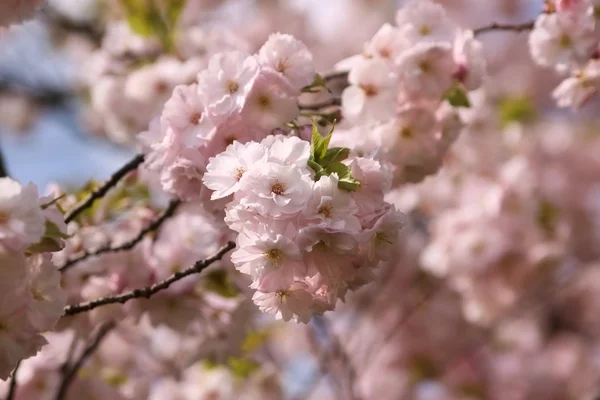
[203,134,404,323]
[332,0,485,185]
[529,0,600,108]
[0,178,66,379]
[140,33,316,201]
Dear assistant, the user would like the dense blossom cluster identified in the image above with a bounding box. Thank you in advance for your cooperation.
[0,178,66,380]
[140,33,316,201]
[332,0,485,185]
[204,135,403,322]
[529,0,600,108]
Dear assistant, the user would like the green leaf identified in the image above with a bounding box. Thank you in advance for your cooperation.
[322,147,350,166]
[326,162,360,192]
[307,159,326,179]
[26,220,71,254]
[227,357,260,379]
[444,84,471,108]
[203,270,239,298]
[121,0,183,51]
[241,330,270,354]
[302,73,331,94]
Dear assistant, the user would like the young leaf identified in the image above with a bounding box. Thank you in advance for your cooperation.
[322,147,350,166]
[444,84,471,108]
[326,162,361,192]
[227,357,260,378]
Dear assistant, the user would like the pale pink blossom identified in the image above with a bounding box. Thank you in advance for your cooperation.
[252,282,314,323]
[397,42,456,100]
[302,174,361,232]
[237,162,313,218]
[242,71,300,131]
[203,141,268,199]
[0,0,45,28]
[161,84,212,147]
[395,0,457,45]
[0,178,45,249]
[197,51,260,122]
[258,33,316,91]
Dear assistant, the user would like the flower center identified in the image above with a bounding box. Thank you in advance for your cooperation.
[190,111,202,125]
[419,61,431,73]
[265,248,283,265]
[227,80,239,94]
[31,287,46,301]
[379,48,391,58]
[314,240,330,252]
[318,203,333,218]
[271,181,286,195]
[277,60,289,73]
[419,25,431,36]
[400,126,413,139]
[360,84,378,97]
[258,95,271,109]
[235,167,245,180]
[0,211,8,224]
[559,34,572,49]
[375,232,393,245]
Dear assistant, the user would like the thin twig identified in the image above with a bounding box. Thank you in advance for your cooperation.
[54,322,116,400]
[63,154,145,224]
[473,21,535,36]
[6,360,21,400]
[299,98,342,111]
[59,199,181,272]
[63,242,235,316]
[0,144,8,178]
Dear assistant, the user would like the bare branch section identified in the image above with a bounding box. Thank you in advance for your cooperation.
[63,241,236,316]
[64,154,145,224]
[299,97,342,111]
[54,321,116,400]
[6,360,21,400]
[473,21,535,36]
[59,199,181,272]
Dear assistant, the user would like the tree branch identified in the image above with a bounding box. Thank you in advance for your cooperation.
[63,241,235,316]
[299,97,342,111]
[473,21,535,36]
[0,144,8,178]
[6,360,21,400]
[63,154,145,224]
[54,322,116,400]
[59,199,182,272]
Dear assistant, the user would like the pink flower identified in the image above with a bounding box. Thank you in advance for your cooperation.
[203,141,268,200]
[24,254,65,333]
[297,225,358,282]
[252,282,314,323]
[361,206,406,263]
[342,57,397,124]
[161,84,212,147]
[197,51,260,123]
[302,174,361,232]
[453,31,486,91]
[0,178,45,250]
[397,42,456,100]
[242,71,300,131]
[231,225,305,291]
[161,150,207,201]
[395,0,457,45]
[265,135,311,170]
[237,162,313,219]
[365,23,408,62]
[258,33,316,91]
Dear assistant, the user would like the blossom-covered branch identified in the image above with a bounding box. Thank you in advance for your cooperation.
[53,322,116,400]
[63,242,235,316]
[63,154,145,224]
[59,199,181,272]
